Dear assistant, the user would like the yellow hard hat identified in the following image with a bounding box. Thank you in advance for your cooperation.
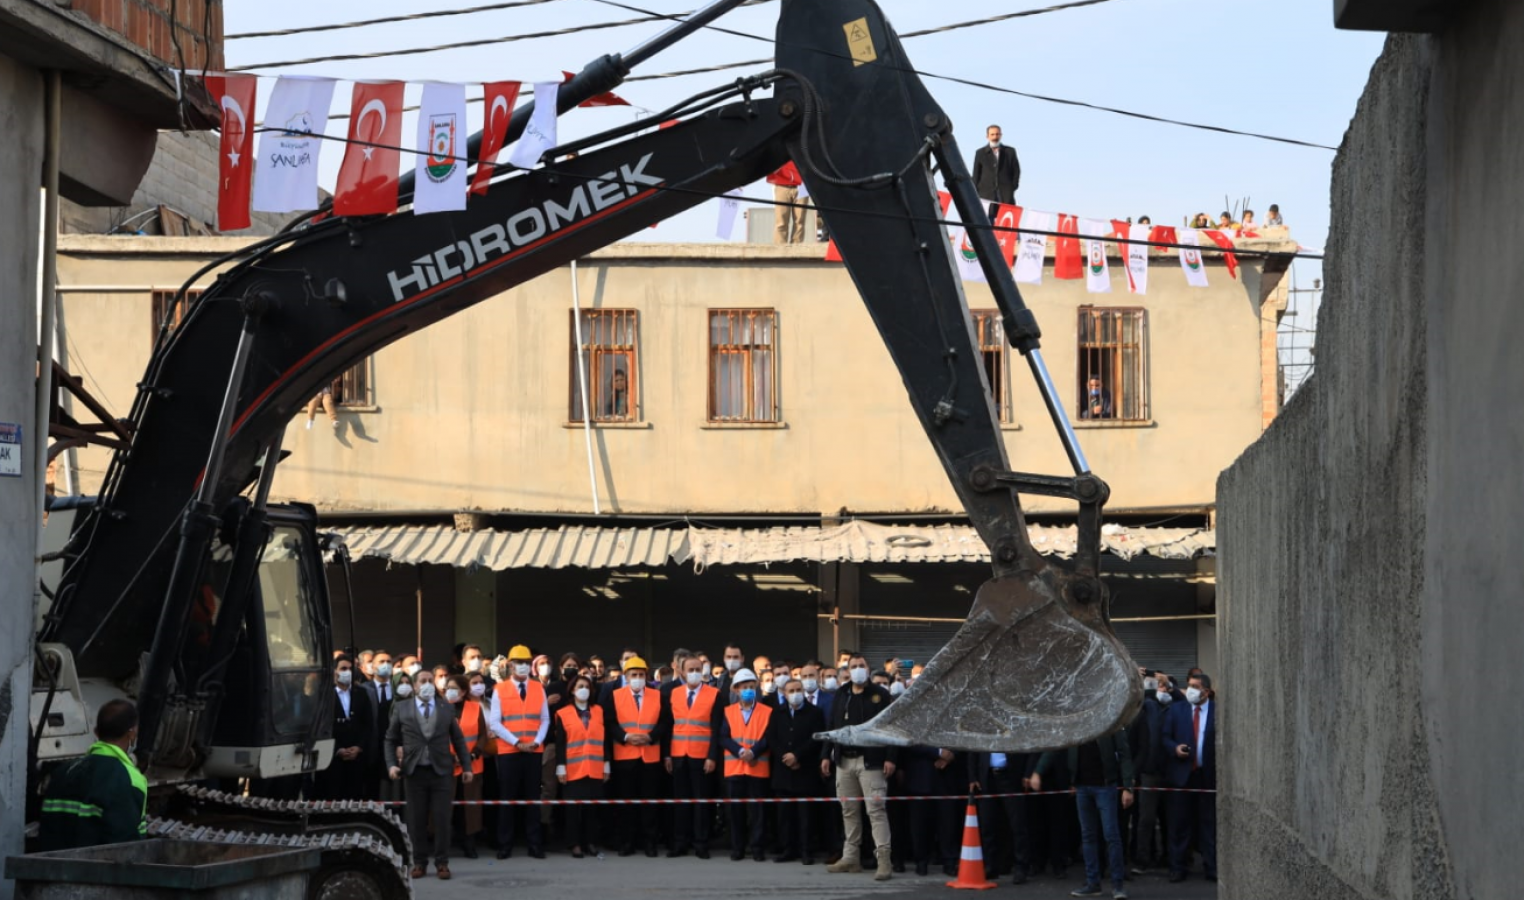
[508,645,532,661]
[622,656,648,672]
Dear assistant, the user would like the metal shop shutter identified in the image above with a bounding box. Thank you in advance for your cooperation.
[858,620,963,671]
[1112,619,1197,677]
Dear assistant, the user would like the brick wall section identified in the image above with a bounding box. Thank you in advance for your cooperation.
[70,0,224,73]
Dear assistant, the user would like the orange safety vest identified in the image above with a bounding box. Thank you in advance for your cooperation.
[723,703,772,779]
[669,684,718,760]
[557,705,606,782]
[612,687,662,763]
[494,678,546,753]
[454,701,484,776]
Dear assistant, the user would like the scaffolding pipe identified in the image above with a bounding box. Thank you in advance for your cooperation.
[570,261,601,515]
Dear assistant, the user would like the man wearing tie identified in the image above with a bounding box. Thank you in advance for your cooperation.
[662,653,722,858]
[490,644,549,859]
[768,678,825,865]
[1160,673,1217,883]
[606,656,665,857]
[362,650,396,801]
[971,124,1021,221]
[386,669,473,880]
[313,655,374,801]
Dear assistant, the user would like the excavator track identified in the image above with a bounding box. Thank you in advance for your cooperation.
[154,786,413,900]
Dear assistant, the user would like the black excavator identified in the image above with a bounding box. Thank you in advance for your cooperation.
[29,0,1140,895]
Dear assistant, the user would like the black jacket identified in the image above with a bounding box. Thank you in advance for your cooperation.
[824,683,899,770]
[1036,731,1136,790]
[767,700,825,792]
[972,144,1020,204]
[37,742,147,851]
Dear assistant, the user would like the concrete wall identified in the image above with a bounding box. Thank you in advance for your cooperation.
[0,53,44,900]
[57,237,1289,519]
[1218,5,1524,898]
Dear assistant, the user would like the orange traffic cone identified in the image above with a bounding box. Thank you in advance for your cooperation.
[946,801,997,890]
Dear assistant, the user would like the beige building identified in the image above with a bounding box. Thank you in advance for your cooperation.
[55,233,1291,675]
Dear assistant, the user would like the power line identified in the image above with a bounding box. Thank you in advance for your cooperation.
[227,0,571,40]
[250,124,1322,261]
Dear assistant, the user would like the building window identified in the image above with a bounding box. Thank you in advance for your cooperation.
[708,309,779,423]
[570,309,638,423]
[1077,307,1149,421]
[971,310,1012,423]
[151,289,372,408]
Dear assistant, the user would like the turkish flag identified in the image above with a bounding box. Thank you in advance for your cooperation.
[1201,229,1240,279]
[207,74,257,231]
[990,203,1023,267]
[562,71,631,107]
[334,81,404,217]
[1148,225,1178,248]
[471,81,522,197]
[1054,214,1082,279]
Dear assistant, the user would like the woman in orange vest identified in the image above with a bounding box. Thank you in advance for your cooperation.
[719,669,773,861]
[447,674,490,858]
[553,674,610,858]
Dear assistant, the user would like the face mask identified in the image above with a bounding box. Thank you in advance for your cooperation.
[849,667,869,685]
[470,682,486,698]
[465,658,482,673]
[396,682,414,698]
[724,658,742,672]
[336,670,353,686]
[786,692,805,708]
[824,677,839,691]
[703,671,714,682]
[445,688,462,704]
[1156,690,1173,705]
[513,663,531,679]
[1143,678,1157,691]
[889,681,906,697]
[1090,387,1101,397]
[574,687,591,703]
[376,663,392,678]
[627,676,646,691]
[802,678,818,693]
[435,677,448,692]
[686,671,703,687]
[405,664,421,677]
[417,683,435,702]
[537,663,552,679]
[761,681,776,695]
[1186,687,1204,705]
[563,667,579,682]
[739,688,757,704]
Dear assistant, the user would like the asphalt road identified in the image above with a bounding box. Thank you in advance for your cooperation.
[410,854,1220,900]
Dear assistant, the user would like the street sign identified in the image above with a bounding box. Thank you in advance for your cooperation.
[0,423,20,477]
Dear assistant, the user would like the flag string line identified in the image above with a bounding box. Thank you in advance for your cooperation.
[249,124,1321,261]
[371,787,1217,807]
[227,0,574,40]
[219,2,1335,151]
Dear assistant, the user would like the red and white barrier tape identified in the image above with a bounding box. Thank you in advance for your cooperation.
[374,787,1215,807]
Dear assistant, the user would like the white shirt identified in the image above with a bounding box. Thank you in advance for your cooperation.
[1193,700,1211,767]
[335,686,351,718]
[486,678,551,747]
[416,696,437,719]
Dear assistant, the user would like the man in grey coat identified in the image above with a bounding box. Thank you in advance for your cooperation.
[387,669,474,880]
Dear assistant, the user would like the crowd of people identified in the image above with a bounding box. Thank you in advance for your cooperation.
[295,642,1217,896]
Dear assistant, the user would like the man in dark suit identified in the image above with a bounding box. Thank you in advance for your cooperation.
[969,751,1037,883]
[1160,673,1217,883]
[971,124,1020,219]
[768,678,825,864]
[387,670,474,880]
[314,655,375,800]
[361,649,396,800]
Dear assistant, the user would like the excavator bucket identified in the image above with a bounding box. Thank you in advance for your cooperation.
[777,0,1141,751]
[822,574,1142,753]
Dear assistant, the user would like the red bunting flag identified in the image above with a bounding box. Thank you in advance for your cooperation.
[1148,225,1178,248]
[989,203,1023,267]
[562,71,631,107]
[471,81,522,197]
[1200,229,1240,279]
[334,81,404,217]
[1054,214,1082,279]
[207,74,257,231]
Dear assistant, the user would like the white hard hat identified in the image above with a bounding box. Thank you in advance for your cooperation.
[731,668,758,686]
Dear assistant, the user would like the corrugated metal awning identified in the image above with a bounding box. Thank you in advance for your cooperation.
[326,520,1213,571]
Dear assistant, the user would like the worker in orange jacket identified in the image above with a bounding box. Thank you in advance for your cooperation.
[604,655,665,857]
[720,668,773,860]
[662,652,723,858]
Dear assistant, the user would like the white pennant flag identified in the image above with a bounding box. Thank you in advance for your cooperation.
[253,76,336,213]
[1080,218,1111,294]
[1126,224,1150,295]
[716,190,743,240]
[1013,210,1054,285]
[1179,227,1210,287]
[414,82,469,214]
[508,81,560,169]
[949,225,989,283]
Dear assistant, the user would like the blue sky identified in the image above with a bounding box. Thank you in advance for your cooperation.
[224,0,1386,264]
